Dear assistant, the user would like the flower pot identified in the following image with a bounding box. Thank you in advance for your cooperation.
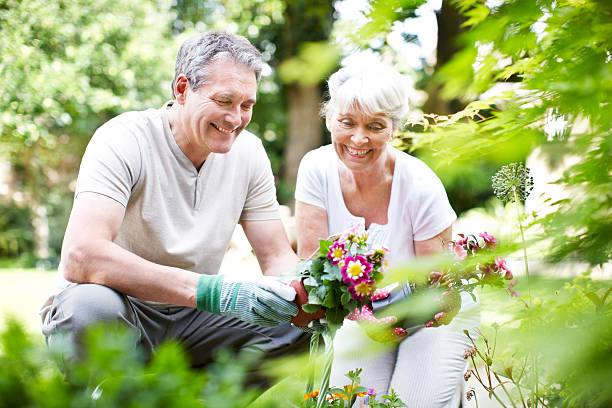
[289,280,326,327]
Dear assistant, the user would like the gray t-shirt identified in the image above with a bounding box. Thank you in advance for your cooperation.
[50,103,279,306]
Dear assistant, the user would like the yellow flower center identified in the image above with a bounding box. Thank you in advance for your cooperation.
[333,248,344,258]
[348,261,363,277]
[355,281,373,295]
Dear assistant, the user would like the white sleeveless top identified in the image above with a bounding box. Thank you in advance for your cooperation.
[295,145,457,265]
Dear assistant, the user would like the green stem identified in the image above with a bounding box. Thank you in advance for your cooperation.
[493,372,518,408]
[512,187,531,304]
[306,332,320,396]
[315,328,335,408]
[487,388,509,408]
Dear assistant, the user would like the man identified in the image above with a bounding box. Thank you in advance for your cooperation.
[40,32,308,366]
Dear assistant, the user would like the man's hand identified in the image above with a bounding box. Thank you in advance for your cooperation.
[196,275,298,326]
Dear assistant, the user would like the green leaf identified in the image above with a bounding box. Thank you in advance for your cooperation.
[584,292,603,309]
[325,307,347,327]
[315,284,328,301]
[341,291,352,305]
[322,262,341,282]
[318,239,333,257]
[302,304,322,314]
[310,258,324,277]
[323,288,339,308]
[303,277,318,288]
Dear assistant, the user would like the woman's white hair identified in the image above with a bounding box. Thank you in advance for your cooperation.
[324,61,411,129]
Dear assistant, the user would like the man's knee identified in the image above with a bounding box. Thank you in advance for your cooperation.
[43,284,133,340]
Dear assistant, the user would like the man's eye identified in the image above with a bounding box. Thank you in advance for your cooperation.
[241,104,253,111]
[215,99,231,105]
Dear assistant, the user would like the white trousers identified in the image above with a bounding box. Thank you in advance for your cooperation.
[330,292,480,408]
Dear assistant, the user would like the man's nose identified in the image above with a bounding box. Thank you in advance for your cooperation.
[224,106,241,128]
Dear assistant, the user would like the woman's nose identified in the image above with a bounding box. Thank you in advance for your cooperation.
[350,127,368,145]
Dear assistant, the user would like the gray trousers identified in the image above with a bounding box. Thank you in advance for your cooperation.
[41,284,309,368]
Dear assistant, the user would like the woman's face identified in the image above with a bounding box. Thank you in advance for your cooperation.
[327,108,394,172]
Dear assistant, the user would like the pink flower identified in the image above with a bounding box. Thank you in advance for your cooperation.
[425,320,436,328]
[455,234,469,247]
[434,311,446,323]
[479,231,498,250]
[347,304,397,324]
[495,257,508,270]
[340,255,372,284]
[508,279,520,297]
[349,280,376,301]
[371,288,390,301]
[365,245,389,269]
[392,327,408,338]
[454,244,468,260]
[495,257,513,279]
[327,241,347,265]
[429,271,443,284]
[339,224,366,245]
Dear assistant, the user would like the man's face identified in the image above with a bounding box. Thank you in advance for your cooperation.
[181,58,257,156]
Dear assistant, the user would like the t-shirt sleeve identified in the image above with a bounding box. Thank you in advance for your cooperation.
[240,138,280,221]
[75,119,142,207]
[410,164,457,241]
[295,149,326,209]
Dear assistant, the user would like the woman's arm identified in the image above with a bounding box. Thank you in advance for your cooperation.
[414,225,452,257]
[295,200,329,259]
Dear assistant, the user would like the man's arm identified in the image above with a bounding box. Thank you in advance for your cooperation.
[414,225,452,257]
[60,192,200,307]
[240,219,298,276]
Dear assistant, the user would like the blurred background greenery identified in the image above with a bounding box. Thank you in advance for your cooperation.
[0,0,517,267]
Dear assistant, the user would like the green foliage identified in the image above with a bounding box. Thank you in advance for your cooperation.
[0,318,268,408]
[397,0,612,265]
[467,275,612,407]
[0,0,175,257]
[0,202,33,258]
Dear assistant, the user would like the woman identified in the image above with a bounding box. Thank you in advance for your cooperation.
[295,62,480,407]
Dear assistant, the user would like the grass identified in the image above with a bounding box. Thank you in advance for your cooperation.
[0,268,58,335]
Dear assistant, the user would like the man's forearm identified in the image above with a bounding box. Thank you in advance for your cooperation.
[260,250,299,277]
[60,238,200,307]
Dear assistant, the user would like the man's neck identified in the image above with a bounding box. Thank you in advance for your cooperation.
[166,102,209,170]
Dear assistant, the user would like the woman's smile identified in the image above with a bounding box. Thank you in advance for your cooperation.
[345,145,371,158]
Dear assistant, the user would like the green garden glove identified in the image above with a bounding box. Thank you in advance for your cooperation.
[196,275,298,327]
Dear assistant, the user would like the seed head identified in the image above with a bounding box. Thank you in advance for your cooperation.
[491,163,534,203]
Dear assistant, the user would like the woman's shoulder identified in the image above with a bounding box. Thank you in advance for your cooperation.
[392,147,441,182]
[302,144,335,162]
[299,144,335,174]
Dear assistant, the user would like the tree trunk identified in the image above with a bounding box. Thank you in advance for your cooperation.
[424,0,467,115]
[23,145,49,259]
[282,83,323,196]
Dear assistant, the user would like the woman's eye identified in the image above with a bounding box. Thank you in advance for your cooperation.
[369,123,384,131]
[340,120,354,126]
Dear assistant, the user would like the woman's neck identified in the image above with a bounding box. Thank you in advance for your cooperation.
[343,146,395,191]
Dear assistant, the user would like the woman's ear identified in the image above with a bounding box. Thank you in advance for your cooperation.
[325,107,332,131]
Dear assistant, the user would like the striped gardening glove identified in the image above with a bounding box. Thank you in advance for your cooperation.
[196,275,298,327]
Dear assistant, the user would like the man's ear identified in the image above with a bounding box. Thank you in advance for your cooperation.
[173,75,189,105]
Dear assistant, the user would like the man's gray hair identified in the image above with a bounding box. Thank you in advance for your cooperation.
[172,31,264,97]
[324,61,411,129]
